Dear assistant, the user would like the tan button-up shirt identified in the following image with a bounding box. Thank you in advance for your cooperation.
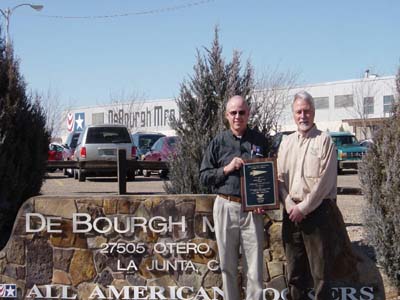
[277,125,337,216]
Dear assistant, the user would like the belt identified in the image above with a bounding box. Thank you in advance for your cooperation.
[218,194,241,204]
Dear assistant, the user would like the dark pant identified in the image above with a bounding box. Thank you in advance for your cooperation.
[282,200,335,300]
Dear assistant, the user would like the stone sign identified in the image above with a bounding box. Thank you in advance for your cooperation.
[0,195,385,299]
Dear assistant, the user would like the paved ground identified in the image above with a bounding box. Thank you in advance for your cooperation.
[41,169,364,242]
[41,169,361,196]
[41,170,366,244]
[41,172,167,195]
[335,170,365,243]
[336,170,360,189]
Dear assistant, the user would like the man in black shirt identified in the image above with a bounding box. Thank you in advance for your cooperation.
[200,95,268,300]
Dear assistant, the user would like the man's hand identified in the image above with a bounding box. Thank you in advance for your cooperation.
[289,205,305,223]
[223,157,245,175]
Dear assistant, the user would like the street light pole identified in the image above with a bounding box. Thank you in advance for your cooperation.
[0,3,43,47]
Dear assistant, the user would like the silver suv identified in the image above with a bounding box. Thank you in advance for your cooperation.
[74,124,137,181]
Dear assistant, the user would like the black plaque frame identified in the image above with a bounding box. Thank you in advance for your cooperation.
[240,158,279,212]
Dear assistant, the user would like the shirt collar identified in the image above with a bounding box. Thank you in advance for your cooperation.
[229,127,249,140]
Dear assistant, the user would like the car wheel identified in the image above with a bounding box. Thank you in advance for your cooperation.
[78,170,86,182]
[160,170,168,179]
[63,168,68,176]
[337,163,343,175]
[127,170,136,181]
[67,168,73,178]
[143,170,151,177]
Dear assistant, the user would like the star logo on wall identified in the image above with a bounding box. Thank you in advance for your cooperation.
[74,112,85,132]
[75,115,84,130]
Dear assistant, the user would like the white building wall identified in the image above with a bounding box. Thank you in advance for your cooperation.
[59,76,397,142]
[279,76,396,133]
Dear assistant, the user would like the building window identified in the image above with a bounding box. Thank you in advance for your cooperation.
[334,94,353,108]
[314,97,329,109]
[383,95,394,114]
[92,112,104,125]
[363,97,374,115]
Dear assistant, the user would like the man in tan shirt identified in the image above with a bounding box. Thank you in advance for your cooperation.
[278,91,337,300]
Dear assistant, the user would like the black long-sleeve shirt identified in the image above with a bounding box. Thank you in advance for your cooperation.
[200,128,269,197]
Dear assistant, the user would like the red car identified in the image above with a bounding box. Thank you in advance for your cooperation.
[48,143,64,161]
[48,143,65,172]
[143,136,178,177]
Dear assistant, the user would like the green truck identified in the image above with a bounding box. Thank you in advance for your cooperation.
[328,132,368,174]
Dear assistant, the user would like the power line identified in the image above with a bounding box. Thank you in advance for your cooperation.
[38,0,215,20]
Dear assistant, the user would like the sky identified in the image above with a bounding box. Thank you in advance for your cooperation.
[1,0,399,108]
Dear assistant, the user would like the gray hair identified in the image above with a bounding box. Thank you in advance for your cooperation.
[292,91,315,111]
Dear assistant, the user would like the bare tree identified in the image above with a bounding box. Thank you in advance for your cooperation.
[250,67,298,134]
[347,73,379,139]
[33,87,71,140]
[103,90,146,131]
[396,66,400,103]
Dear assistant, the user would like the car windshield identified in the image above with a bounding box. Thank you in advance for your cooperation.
[49,144,63,151]
[139,135,164,148]
[86,127,131,144]
[332,135,358,146]
[166,137,178,147]
[70,134,80,148]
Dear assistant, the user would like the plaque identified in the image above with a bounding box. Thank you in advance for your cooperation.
[240,158,279,211]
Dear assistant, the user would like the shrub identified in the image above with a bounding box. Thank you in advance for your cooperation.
[359,69,400,288]
[0,41,50,248]
[165,28,254,194]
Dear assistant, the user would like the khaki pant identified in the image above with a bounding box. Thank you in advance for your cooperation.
[213,196,264,300]
[282,200,335,300]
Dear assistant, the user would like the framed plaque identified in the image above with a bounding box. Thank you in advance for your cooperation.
[241,158,279,211]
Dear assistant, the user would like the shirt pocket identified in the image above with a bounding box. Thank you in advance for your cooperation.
[304,151,321,178]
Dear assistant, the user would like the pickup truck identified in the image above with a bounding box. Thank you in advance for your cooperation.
[328,132,367,174]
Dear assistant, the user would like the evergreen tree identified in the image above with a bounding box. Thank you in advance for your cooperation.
[359,67,400,288]
[0,39,50,248]
[165,28,254,194]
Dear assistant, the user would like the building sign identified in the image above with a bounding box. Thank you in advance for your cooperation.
[67,113,74,132]
[61,100,180,142]
[74,112,85,132]
[0,195,385,300]
[107,106,178,129]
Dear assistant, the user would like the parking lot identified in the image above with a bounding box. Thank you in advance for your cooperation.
[41,170,364,242]
[41,169,360,196]
[41,170,362,233]
[41,171,168,195]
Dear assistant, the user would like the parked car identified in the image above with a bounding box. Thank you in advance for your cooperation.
[132,132,166,160]
[142,136,179,178]
[73,124,137,182]
[359,139,374,149]
[63,131,81,177]
[328,132,368,174]
[48,143,64,161]
[48,143,66,172]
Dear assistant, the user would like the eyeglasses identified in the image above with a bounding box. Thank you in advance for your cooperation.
[228,110,246,116]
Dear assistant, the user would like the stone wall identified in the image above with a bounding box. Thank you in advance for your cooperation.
[0,195,385,299]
